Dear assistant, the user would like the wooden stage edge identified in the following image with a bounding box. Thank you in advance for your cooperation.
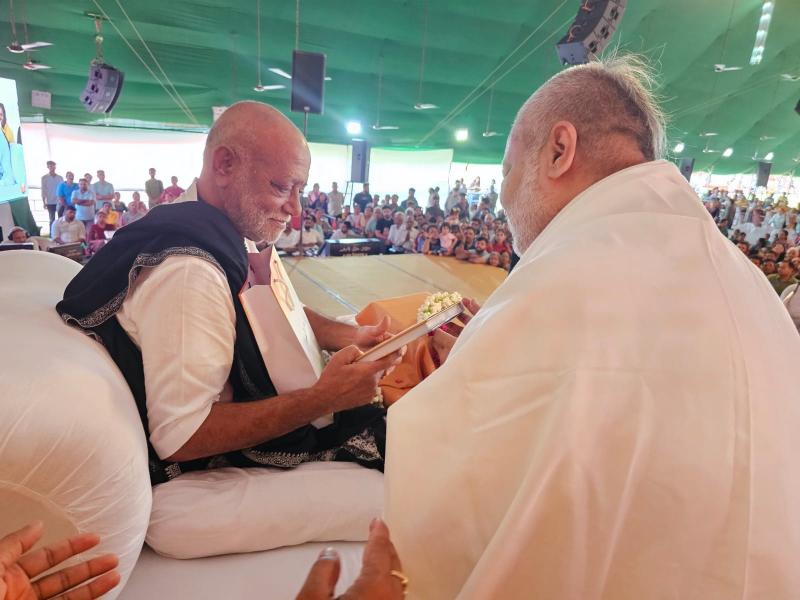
[283,254,507,318]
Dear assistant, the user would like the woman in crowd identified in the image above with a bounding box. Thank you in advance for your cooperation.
[306,182,321,209]
[110,191,127,215]
[364,205,378,237]
[121,192,148,226]
[98,202,119,230]
[160,176,185,203]
[87,211,110,255]
[349,204,366,235]
[313,208,334,238]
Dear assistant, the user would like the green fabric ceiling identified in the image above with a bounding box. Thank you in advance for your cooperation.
[1,0,798,174]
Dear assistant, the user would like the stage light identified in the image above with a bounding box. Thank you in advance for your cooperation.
[455,128,469,142]
[414,103,438,110]
[764,151,774,161]
[346,121,362,136]
[673,142,685,153]
[722,148,734,158]
[253,84,286,92]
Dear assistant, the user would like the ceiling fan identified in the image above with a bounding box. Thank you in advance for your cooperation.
[714,64,742,73]
[481,87,504,138]
[372,54,399,131]
[22,57,49,70]
[412,0,437,111]
[6,0,51,54]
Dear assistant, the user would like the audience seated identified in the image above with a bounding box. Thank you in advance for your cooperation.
[51,206,86,245]
[330,220,353,241]
[87,211,111,255]
[30,163,800,282]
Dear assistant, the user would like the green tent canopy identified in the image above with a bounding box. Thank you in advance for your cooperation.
[1,0,798,174]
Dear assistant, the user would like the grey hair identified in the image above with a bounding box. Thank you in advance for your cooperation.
[513,52,666,165]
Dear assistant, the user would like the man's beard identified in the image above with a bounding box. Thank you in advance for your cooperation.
[506,163,543,256]
[224,180,286,244]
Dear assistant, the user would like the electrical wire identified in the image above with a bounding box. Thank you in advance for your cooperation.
[295,0,300,50]
[416,0,571,146]
[89,0,197,124]
[111,0,197,123]
[417,9,573,146]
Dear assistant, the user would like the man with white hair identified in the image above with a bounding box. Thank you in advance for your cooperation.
[57,102,400,485]
[385,54,800,598]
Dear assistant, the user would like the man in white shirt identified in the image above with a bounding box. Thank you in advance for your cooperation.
[328,182,344,218]
[297,215,325,252]
[51,206,86,244]
[57,102,401,484]
[330,221,352,240]
[41,161,63,228]
[92,170,115,210]
[386,213,408,251]
[386,54,800,598]
[274,221,300,251]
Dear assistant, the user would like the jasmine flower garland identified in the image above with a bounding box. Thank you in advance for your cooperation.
[417,291,463,322]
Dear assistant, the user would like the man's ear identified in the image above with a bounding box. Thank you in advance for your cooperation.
[544,121,578,179]
[212,145,237,183]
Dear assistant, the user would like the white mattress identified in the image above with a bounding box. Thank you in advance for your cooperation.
[119,542,365,600]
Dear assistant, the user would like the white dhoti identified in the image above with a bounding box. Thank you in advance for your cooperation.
[386,160,800,599]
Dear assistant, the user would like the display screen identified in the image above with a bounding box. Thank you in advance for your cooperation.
[0,77,27,204]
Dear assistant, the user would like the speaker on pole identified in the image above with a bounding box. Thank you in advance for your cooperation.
[291,51,326,115]
[756,161,772,188]
[80,62,124,113]
[350,140,370,184]
[556,0,627,65]
[678,157,695,182]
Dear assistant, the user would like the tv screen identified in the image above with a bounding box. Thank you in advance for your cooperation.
[0,77,27,205]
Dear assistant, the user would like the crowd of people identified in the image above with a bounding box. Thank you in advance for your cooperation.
[275,178,512,271]
[6,162,183,255]
[6,162,800,301]
[705,188,800,331]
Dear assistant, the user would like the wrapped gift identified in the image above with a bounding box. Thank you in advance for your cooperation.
[239,245,331,427]
[356,292,438,406]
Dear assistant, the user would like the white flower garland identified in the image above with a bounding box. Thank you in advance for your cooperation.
[417,291,463,322]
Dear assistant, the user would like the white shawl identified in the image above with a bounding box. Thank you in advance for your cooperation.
[386,160,800,599]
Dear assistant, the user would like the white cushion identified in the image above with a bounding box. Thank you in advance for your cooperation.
[0,250,151,599]
[120,543,365,600]
[147,462,383,559]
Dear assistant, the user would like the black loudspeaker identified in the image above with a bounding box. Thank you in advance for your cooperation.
[291,51,326,115]
[556,0,627,65]
[80,62,124,113]
[351,140,370,183]
[756,161,772,188]
[678,157,695,182]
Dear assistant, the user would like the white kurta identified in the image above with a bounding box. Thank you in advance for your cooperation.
[385,160,800,599]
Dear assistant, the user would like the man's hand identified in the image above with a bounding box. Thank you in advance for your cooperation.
[314,345,401,413]
[296,519,405,600]
[354,316,391,350]
[0,521,120,600]
[430,295,482,364]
